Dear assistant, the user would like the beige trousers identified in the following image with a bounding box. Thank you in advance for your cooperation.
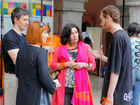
[4,73,18,105]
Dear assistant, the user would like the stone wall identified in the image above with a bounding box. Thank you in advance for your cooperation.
[54,0,87,35]
[126,0,140,25]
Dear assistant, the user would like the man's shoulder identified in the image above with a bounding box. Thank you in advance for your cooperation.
[37,47,47,57]
[113,30,129,41]
[114,30,127,37]
[3,29,16,39]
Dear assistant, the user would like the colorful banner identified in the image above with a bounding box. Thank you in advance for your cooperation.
[32,3,52,17]
[0,2,27,15]
[0,2,1,14]
[0,2,52,17]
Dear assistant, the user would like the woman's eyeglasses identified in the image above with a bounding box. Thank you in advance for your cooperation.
[40,22,45,27]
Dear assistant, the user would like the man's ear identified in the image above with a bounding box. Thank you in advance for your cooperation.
[107,15,112,21]
[14,17,18,23]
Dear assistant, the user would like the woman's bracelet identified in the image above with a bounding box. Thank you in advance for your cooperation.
[59,62,65,68]
[86,63,90,70]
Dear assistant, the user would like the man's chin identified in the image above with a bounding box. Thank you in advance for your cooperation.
[102,27,109,32]
[22,28,26,31]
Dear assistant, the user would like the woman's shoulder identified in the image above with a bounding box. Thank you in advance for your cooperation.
[27,45,47,55]
[56,44,67,50]
[38,47,47,55]
[79,41,91,49]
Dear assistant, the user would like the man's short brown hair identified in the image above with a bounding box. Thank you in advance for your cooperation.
[27,21,48,45]
[11,7,29,25]
[101,5,120,23]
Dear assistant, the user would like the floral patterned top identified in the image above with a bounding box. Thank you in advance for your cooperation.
[130,38,140,70]
[65,51,78,88]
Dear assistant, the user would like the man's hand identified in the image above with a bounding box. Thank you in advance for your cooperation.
[74,63,88,70]
[89,45,108,62]
[89,45,103,59]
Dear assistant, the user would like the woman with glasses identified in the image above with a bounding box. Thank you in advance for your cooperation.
[15,21,57,105]
[51,23,96,105]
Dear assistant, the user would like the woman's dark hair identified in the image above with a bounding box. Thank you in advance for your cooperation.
[60,23,83,45]
[127,22,140,37]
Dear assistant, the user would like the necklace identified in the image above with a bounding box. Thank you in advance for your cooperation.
[68,46,78,51]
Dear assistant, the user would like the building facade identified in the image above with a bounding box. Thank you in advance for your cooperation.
[0,0,140,73]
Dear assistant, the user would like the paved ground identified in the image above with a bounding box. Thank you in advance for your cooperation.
[89,74,103,105]
[50,73,140,105]
[89,74,140,105]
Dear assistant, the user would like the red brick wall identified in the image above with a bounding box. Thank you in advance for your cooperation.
[83,0,116,27]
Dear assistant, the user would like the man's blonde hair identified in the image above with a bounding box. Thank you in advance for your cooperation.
[101,5,120,24]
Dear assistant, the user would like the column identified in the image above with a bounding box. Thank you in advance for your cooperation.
[54,0,87,35]
[126,0,140,25]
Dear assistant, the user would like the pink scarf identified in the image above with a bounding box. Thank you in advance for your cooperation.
[71,41,93,105]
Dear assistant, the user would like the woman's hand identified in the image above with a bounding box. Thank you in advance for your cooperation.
[55,83,58,90]
[54,79,61,90]
[65,60,77,69]
[74,63,89,70]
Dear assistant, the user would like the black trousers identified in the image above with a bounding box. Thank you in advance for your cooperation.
[64,88,73,105]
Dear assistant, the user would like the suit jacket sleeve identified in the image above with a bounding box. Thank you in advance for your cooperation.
[37,49,56,94]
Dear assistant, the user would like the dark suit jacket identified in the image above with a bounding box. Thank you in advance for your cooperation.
[15,45,56,105]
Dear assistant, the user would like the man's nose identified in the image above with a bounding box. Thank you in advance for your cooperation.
[74,33,77,37]
[26,21,29,25]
